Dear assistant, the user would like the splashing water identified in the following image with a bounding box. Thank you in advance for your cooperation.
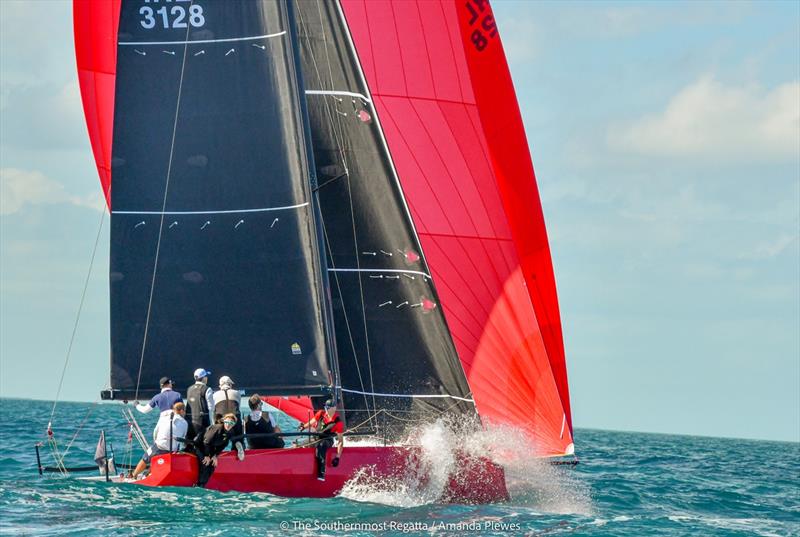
[339,420,457,507]
[339,418,593,514]
[462,422,594,515]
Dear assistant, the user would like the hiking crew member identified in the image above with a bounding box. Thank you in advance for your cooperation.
[244,394,284,449]
[136,377,182,416]
[130,402,188,479]
[212,376,244,456]
[185,368,214,451]
[196,413,239,487]
[299,399,344,481]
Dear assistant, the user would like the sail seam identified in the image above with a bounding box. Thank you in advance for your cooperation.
[119,31,286,46]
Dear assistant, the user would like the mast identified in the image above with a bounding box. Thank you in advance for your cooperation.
[284,0,341,404]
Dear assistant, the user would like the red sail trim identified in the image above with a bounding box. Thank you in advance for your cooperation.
[73,0,120,208]
[340,0,573,455]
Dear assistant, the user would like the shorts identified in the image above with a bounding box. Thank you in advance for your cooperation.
[142,446,169,463]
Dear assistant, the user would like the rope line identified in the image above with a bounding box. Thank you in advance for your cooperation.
[60,401,99,461]
[48,202,106,426]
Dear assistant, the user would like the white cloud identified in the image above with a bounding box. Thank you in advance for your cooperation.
[739,234,799,261]
[608,77,800,160]
[0,168,100,215]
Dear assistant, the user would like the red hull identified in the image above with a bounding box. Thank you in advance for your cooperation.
[135,446,508,503]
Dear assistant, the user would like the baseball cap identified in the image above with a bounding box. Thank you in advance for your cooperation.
[219,375,234,388]
[193,368,211,380]
[159,377,173,387]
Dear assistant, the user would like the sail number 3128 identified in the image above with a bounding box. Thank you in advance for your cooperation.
[140,5,205,29]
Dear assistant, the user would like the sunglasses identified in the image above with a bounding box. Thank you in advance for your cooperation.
[223,420,236,426]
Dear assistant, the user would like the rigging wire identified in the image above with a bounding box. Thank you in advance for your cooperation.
[60,401,99,460]
[48,201,107,429]
[133,5,194,401]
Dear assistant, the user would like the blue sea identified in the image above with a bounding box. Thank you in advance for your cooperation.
[0,398,797,536]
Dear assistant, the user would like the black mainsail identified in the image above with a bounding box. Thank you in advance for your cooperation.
[106,0,332,399]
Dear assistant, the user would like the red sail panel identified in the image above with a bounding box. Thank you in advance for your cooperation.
[73,0,120,207]
[340,0,573,455]
[264,396,314,424]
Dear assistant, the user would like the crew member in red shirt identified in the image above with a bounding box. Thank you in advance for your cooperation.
[299,399,344,481]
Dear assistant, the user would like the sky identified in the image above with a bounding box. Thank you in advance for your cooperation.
[1,1,798,443]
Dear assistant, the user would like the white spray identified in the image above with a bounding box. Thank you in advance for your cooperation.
[339,418,593,514]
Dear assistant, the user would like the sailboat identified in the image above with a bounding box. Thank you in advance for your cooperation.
[71,0,574,501]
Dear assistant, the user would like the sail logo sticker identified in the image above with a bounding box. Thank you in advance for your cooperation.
[291,343,302,356]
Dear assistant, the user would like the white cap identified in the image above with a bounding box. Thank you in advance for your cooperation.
[219,375,234,388]
[193,368,211,380]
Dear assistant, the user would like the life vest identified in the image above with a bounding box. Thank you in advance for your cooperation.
[245,415,284,449]
[186,382,210,428]
[316,411,342,437]
[213,388,240,419]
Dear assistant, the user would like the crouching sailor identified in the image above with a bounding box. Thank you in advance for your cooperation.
[244,394,284,449]
[299,399,344,481]
[196,413,240,488]
[212,375,244,457]
[130,402,188,479]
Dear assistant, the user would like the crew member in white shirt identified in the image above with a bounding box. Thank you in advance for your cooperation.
[130,401,188,479]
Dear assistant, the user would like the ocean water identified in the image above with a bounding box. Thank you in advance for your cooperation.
[0,398,797,536]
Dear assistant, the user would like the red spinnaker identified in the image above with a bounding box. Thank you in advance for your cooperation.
[73,0,119,207]
[340,0,573,455]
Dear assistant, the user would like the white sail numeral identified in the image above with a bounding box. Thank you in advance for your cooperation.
[139,5,205,30]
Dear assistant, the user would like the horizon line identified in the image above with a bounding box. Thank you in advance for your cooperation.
[1,395,796,445]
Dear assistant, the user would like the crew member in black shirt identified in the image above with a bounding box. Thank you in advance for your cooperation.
[196,413,238,487]
[244,394,284,449]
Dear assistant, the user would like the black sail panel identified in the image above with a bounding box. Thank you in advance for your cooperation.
[108,0,331,399]
[294,0,475,433]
